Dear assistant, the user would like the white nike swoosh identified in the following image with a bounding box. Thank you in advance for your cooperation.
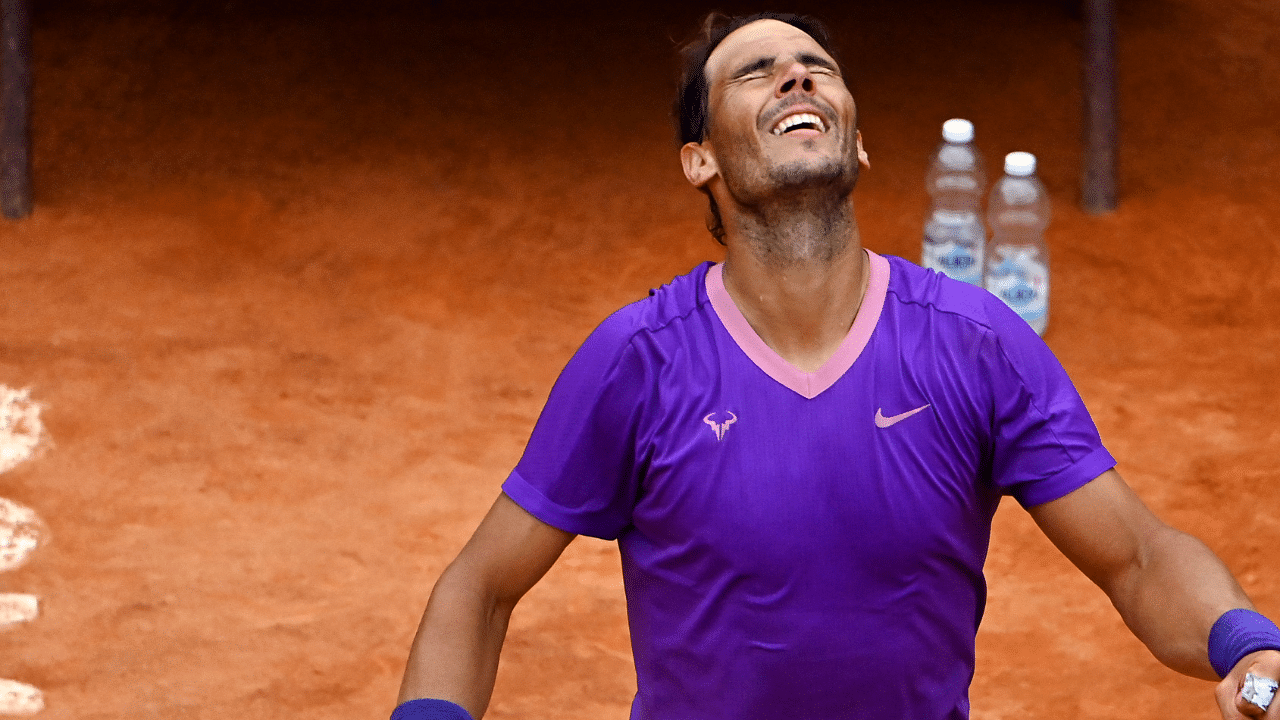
[874,404,931,428]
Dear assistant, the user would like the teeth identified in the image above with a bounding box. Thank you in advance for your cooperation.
[772,113,827,136]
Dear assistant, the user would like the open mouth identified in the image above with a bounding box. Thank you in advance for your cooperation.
[771,112,827,136]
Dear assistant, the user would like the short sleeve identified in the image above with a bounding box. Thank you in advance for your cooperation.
[502,309,650,540]
[980,294,1116,507]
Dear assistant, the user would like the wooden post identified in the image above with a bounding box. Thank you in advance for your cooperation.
[1,0,32,220]
[1081,0,1118,213]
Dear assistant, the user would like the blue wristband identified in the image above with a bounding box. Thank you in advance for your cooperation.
[390,698,475,720]
[1208,608,1280,678]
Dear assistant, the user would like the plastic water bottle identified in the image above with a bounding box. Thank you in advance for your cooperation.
[922,118,987,286]
[985,151,1051,335]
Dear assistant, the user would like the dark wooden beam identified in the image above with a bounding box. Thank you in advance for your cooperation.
[1081,0,1119,213]
[1,0,32,220]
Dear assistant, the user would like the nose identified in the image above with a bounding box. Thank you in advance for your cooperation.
[776,62,816,97]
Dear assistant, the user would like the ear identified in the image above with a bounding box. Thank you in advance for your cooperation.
[856,130,870,170]
[680,141,719,188]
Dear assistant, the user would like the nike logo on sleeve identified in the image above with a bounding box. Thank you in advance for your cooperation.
[874,404,931,428]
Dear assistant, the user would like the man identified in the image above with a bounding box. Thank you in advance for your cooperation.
[392,12,1280,720]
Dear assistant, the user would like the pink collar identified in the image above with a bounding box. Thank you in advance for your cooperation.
[705,250,889,399]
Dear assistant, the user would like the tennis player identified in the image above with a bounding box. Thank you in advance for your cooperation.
[391,12,1280,720]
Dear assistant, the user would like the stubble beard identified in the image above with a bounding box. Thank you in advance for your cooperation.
[723,139,861,266]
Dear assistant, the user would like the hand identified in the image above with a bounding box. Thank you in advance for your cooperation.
[1217,650,1280,719]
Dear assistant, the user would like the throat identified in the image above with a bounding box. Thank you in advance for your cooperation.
[722,248,870,374]
[738,207,856,268]
[725,178,859,268]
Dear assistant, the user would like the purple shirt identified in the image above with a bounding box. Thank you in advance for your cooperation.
[503,251,1115,720]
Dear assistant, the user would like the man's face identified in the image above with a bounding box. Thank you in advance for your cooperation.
[693,19,865,203]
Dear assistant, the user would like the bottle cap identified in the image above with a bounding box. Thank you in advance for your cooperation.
[1004,151,1037,176]
[941,118,974,143]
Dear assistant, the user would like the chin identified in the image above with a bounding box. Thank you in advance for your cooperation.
[769,156,859,194]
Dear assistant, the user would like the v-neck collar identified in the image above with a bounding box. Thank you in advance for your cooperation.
[705,250,890,399]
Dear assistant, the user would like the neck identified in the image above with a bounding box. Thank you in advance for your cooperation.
[719,197,867,373]
[724,173,859,267]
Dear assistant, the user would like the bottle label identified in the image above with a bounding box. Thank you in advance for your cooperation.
[985,251,1049,329]
[922,241,983,285]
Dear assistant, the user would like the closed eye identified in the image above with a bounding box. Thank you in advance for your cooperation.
[731,57,774,81]
[796,52,839,75]
[728,53,841,83]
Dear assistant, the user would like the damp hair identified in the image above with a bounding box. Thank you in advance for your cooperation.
[672,12,843,245]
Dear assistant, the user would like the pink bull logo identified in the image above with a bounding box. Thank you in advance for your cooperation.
[702,411,737,442]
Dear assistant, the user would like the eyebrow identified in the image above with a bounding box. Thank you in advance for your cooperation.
[730,52,839,80]
[799,52,839,73]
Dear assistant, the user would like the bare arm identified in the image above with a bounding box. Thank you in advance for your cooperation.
[1027,468,1253,680]
[397,492,575,718]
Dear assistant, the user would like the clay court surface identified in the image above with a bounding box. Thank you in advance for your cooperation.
[0,0,1277,717]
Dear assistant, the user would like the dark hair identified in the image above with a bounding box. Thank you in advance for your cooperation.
[672,12,842,244]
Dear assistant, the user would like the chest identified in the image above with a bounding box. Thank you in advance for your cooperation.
[625,351,1000,591]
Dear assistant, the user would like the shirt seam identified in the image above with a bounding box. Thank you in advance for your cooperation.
[884,281,1082,468]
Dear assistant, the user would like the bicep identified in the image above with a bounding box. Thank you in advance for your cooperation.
[1026,468,1170,594]
[448,492,576,606]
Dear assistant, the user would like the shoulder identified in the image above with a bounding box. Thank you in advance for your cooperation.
[881,254,1006,333]
[568,261,715,372]
[587,262,713,343]
[876,253,1060,375]
[532,262,715,448]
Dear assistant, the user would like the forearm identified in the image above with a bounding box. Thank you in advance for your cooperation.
[397,563,514,718]
[394,493,575,718]
[1108,524,1253,680]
